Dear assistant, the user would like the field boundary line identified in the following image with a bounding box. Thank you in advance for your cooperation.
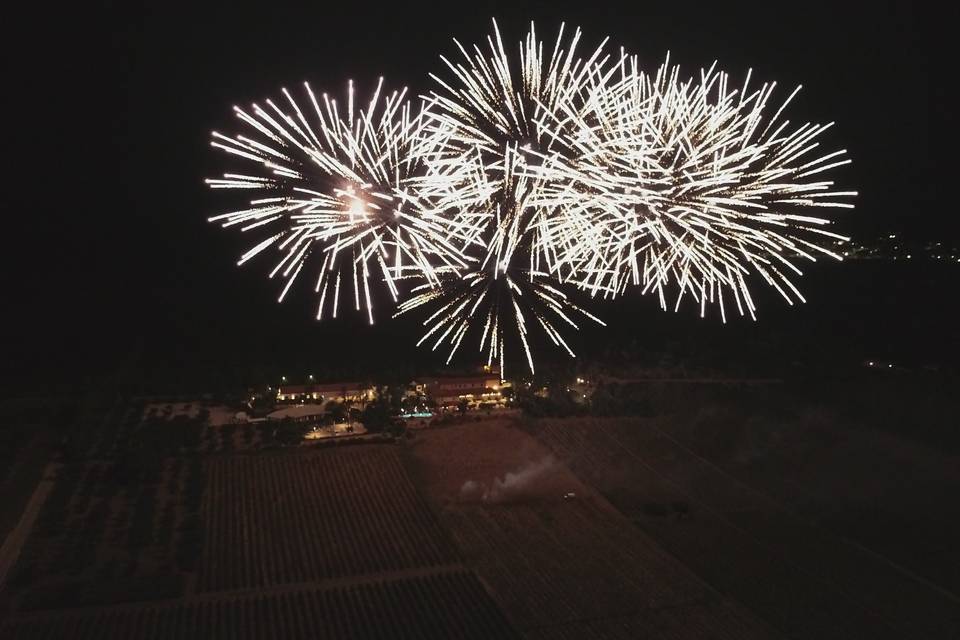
[5,562,470,621]
[638,419,960,604]
[589,421,952,636]
[0,463,58,586]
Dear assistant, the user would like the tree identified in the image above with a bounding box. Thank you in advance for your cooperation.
[325,400,346,422]
[273,418,308,446]
[360,396,391,432]
[387,384,404,415]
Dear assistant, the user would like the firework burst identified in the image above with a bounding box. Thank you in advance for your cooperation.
[206,79,480,324]
[397,143,606,375]
[535,55,857,320]
[394,20,625,375]
[206,19,854,376]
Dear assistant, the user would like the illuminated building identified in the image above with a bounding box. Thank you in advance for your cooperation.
[423,373,510,409]
[275,383,374,404]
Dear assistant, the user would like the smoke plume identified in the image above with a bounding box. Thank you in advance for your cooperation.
[459,455,559,503]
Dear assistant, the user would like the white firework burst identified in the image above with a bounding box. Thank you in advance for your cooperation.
[397,144,606,376]
[395,20,623,374]
[537,55,857,321]
[206,78,480,324]
[205,19,856,377]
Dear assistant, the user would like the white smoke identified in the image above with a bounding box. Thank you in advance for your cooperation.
[459,455,559,503]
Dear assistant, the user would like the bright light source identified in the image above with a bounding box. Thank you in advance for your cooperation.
[206,29,855,377]
[348,198,366,217]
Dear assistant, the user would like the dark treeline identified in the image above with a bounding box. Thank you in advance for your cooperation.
[3,262,957,404]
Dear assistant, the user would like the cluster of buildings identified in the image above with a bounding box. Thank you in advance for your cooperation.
[413,371,508,410]
[274,382,374,404]
[271,367,511,415]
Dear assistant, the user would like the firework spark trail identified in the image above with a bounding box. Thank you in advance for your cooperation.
[402,141,600,377]
[207,19,854,375]
[206,79,483,323]
[534,54,856,318]
[393,20,625,376]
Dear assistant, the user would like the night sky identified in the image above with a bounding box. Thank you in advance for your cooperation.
[5,2,954,391]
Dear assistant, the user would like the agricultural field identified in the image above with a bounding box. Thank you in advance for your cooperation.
[17,396,950,638]
[0,569,519,640]
[0,400,66,561]
[199,446,460,592]
[526,417,960,640]
[1,400,207,613]
[404,420,778,639]
[1,399,520,639]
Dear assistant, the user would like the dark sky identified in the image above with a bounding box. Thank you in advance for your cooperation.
[4,2,954,391]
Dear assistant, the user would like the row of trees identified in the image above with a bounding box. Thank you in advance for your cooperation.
[257,386,413,447]
[514,378,659,418]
